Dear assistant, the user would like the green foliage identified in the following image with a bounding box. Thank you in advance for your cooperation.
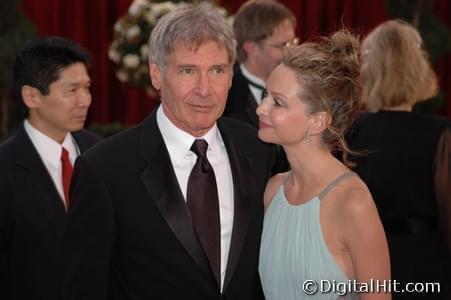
[0,0,36,90]
[89,122,127,138]
[0,0,35,139]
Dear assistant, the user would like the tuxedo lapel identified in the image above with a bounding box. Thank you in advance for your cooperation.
[137,113,212,279]
[218,120,255,290]
[12,126,66,237]
[72,132,91,153]
[245,94,259,128]
[237,68,260,128]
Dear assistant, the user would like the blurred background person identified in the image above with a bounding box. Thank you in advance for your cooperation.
[224,0,297,128]
[225,0,296,173]
[348,19,450,300]
[0,36,101,300]
[257,30,390,300]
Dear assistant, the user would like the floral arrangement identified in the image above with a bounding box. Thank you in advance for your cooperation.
[108,0,231,93]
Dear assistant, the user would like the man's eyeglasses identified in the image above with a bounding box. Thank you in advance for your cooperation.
[261,37,300,50]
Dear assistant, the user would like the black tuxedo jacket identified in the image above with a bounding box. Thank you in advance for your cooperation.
[0,125,101,300]
[224,66,259,128]
[62,111,274,300]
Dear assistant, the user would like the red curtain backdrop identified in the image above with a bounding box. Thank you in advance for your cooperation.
[21,0,450,126]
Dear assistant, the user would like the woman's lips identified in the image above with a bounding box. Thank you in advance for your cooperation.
[259,121,271,129]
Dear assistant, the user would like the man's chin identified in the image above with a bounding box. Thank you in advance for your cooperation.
[68,123,85,132]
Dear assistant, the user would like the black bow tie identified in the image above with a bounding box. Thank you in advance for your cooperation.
[245,77,265,90]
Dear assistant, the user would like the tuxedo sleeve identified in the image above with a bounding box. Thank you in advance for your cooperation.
[0,170,12,299]
[62,155,115,300]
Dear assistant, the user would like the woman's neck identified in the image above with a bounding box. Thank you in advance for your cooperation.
[284,144,347,189]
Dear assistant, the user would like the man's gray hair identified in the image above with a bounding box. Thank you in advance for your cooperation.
[148,2,236,70]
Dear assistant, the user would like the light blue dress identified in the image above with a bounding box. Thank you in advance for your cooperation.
[259,172,359,300]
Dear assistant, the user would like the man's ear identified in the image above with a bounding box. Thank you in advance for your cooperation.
[243,40,258,56]
[149,63,161,90]
[21,85,41,109]
[310,112,331,135]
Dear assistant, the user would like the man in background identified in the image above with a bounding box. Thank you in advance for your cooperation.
[224,0,296,173]
[0,36,101,300]
[224,0,297,128]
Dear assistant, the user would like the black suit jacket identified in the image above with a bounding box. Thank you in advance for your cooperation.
[347,111,451,299]
[62,111,274,300]
[224,66,259,128]
[0,125,101,300]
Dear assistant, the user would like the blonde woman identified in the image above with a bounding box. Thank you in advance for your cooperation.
[348,20,451,299]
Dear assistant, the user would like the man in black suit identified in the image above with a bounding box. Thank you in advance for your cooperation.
[0,37,101,300]
[62,3,274,300]
[224,0,297,128]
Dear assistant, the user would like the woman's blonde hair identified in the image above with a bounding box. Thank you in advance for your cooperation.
[284,29,361,166]
[361,19,438,111]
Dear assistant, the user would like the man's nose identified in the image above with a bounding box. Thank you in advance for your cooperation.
[195,73,212,97]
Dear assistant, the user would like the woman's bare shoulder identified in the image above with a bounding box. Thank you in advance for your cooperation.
[263,171,290,210]
[330,176,383,240]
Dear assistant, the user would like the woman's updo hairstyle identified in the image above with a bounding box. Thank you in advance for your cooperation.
[283,29,361,166]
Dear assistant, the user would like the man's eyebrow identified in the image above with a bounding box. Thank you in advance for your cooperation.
[177,64,197,68]
[62,80,91,88]
[211,64,228,68]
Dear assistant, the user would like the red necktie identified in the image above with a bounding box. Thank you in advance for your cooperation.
[187,139,221,287]
[61,147,73,207]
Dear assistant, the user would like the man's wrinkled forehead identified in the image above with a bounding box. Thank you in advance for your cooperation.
[168,39,232,63]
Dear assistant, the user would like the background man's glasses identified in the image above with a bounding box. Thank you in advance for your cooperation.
[261,37,300,49]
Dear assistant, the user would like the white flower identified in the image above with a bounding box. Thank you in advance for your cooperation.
[108,47,121,63]
[116,70,129,82]
[126,25,141,40]
[226,16,234,27]
[140,44,149,59]
[114,21,123,32]
[144,9,157,24]
[217,7,227,16]
[128,0,149,16]
[109,0,232,88]
[152,2,178,13]
[123,54,141,68]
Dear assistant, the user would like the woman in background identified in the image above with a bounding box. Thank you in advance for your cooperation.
[347,20,450,300]
[257,30,390,300]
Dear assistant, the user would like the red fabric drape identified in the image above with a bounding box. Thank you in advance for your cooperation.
[435,0,451,117]
[21,0,450,125]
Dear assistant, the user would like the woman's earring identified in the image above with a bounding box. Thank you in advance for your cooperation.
[307,128,312,144]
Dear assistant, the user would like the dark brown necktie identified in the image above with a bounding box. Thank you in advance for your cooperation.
[60,147,73,207]
[187,139,221,287]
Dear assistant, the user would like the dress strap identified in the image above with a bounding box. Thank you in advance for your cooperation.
[318,171,357,200]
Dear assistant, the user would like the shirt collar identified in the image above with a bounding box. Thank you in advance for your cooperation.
[156,105,220,164]
[24,119,78,167]
[240,63,266,88]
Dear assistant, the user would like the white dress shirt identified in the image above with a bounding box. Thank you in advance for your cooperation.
[240,63,266,104]
[24,120,79,209]
[156,106,234,291]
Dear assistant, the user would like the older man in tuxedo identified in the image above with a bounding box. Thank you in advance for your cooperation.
[62,3,274,300]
